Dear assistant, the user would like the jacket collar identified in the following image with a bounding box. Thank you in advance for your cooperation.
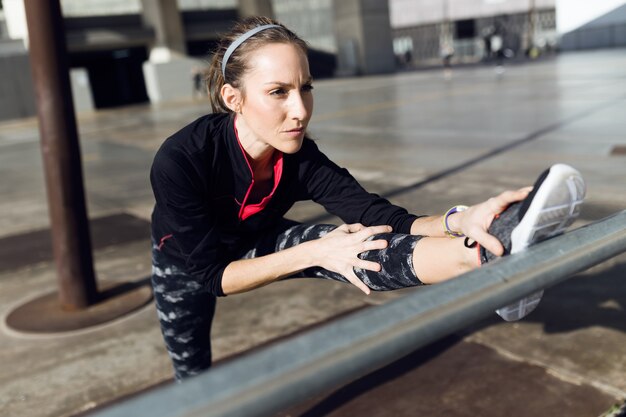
[225,114,284,221]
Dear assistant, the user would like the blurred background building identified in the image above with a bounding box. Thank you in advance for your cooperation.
[0,0,625,121]
[557,0,626,50]
[391,0,558,67]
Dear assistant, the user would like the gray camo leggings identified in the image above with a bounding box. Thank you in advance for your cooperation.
[151,222,424,381]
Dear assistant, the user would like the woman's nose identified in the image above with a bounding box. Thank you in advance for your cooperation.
[289,92,309,120]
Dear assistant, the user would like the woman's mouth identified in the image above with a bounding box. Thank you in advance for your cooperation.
[284,127,304,136]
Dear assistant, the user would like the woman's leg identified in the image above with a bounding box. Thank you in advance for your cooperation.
[150,224,477,381]
[151,242,216,381]
[241,222,478,290]
[410,236,479,284]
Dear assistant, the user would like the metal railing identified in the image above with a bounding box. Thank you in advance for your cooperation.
[91,210,626,417]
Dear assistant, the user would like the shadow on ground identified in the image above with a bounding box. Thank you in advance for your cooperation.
[531,261,626,335]
[273,334,616,417]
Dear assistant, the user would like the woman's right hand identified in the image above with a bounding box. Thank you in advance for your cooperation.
[313,223,392,295]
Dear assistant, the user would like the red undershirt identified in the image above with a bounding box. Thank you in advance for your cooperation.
[233,116,284,221]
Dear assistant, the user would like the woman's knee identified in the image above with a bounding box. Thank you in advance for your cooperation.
[355,233,424,290]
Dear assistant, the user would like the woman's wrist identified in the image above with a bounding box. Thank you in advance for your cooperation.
[297,239,318,269]
[442,205,468,237]
[446,212,463,235]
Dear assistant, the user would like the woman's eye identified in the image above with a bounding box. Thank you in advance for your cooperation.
[302,84,314,93]
[270,88,287,96]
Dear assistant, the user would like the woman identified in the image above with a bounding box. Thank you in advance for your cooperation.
[150,16,585,381]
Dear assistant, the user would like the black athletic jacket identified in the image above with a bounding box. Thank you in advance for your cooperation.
[150,113,420,296]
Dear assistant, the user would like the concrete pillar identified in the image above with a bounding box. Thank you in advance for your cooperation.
[0,47,36,121]
[333,0,395,76]
[238,0,274,19]
[70,68,94,113]
[3,0,29,47]
[140,0,186,63]
[0,0,92,120]
[140,0,205,103]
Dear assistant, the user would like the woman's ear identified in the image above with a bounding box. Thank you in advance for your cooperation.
[221,83,242,113]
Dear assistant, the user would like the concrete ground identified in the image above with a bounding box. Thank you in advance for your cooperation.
[1,49,626,417]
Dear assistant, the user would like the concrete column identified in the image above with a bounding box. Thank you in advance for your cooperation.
[3,0,29,47]
[140,0,205,103]
[140,0,186,63]
[0,47,36,121]
[333,0,395,76]
[0,0,91,120]
[238,0,274,19]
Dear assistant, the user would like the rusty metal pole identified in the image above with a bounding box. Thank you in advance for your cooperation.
[24,0,98,310]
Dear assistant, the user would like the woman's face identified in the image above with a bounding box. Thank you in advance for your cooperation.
[236,42,314,154]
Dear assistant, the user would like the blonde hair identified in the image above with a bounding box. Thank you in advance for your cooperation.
[206,16,308,113]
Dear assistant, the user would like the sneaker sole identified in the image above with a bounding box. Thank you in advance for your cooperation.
[496,290,545,322]
[496,164,586,322]
[510,163,586,253]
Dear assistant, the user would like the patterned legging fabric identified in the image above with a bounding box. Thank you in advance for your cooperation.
[151,222,424,381]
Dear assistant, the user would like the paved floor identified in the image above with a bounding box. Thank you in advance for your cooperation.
[1,49,626,417]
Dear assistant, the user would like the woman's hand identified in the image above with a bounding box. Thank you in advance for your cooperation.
[451,187,532,256]
[313,223,392,295]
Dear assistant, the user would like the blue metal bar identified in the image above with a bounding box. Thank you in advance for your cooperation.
[90,210,626,417]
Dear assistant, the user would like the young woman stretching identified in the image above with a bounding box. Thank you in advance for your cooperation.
[150,17,585,380]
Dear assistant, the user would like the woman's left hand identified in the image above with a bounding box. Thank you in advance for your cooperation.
[453,187,532,256]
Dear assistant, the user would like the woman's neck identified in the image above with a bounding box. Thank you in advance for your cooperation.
[235,115,275,177]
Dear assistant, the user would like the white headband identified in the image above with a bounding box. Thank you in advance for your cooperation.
[221,24,281,77]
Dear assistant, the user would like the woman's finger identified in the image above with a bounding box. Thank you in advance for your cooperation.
[344,270,371,295]
[355,259,382,272]
[345,223,366,233]
[362,238,388,252]
[356,225,392,240]
[472,228,504,257]
[493,187,532,209]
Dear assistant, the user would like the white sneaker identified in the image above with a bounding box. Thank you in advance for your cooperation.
[477,164,586,321]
